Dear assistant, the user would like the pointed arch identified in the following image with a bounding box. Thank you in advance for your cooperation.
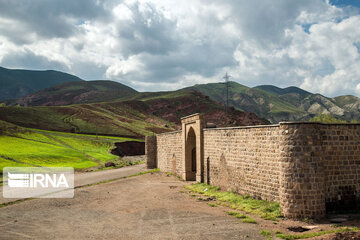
[185,127,196,180]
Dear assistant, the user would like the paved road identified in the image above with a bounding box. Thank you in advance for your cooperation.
[0,172,261,240]
[0,164,147,204]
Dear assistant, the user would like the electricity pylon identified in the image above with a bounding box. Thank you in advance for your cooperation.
[223,72,231,114]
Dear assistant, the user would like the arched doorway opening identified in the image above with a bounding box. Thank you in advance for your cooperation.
[185,127,196,181]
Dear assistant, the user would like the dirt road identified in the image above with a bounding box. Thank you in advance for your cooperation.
[0,172,261,240]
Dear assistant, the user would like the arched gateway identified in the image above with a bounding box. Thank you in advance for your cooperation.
[185,127,196,180]
[181,113,204,182]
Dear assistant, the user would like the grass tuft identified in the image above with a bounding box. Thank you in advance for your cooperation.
[226,211,247,219]
[241,217,257,224]
[260,230,272,238]
[185,183,282,220]
[166,172,184,181]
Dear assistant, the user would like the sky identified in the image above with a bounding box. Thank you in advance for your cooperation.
[0,0,359,97]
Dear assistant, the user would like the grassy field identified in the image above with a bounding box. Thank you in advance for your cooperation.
[0,121,142,182]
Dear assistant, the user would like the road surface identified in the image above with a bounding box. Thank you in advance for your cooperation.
[0,172,261,240]
[0,164,147,204]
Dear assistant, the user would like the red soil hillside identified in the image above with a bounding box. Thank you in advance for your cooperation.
[125,89,268,128]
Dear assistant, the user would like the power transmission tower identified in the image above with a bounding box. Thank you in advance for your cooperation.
[223,72,231,114]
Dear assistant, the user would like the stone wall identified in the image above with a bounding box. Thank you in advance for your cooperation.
[320,124,360,213]
[203,125,282,202]
[278,123,325,219]
[145,136,157,169]
[146,119,360,219]
[156,131,183,175]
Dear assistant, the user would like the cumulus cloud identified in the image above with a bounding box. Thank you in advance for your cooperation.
[0,0,359,96]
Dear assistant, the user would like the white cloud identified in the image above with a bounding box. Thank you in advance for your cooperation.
[0,0,359,96]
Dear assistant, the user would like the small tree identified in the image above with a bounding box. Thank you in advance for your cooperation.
[350,118,360,123]
[309,114,347,123]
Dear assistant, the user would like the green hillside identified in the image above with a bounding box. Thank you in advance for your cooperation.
[16,80,138,106]
[0,120,142,183]
[0,66,83,100]
[0,89,266,139]
[0,102,173,138]
[184,82,250,103]
[4,65,359,124]
[187,82,307,122]
[254,85,311,97]
[186,82,360,123]
[332,95,360,113]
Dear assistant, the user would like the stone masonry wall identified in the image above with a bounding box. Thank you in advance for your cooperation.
[203,125,282,202]
[156,131,183,175]
[145,136,157,169]
[145,121,360,219]
[320,124,360,212]
[278,123,325,219]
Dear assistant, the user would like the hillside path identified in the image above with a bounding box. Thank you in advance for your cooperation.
[0,164,146,204]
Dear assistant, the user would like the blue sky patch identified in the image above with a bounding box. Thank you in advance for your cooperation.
[302,24,312,34]
[330,0,360,8]
[354,42,360,54]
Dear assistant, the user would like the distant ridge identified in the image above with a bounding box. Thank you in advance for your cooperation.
[0,89,266,138]
[0,66,83,100]
[254,85,311,97]
[187,81,360,123]
[16,80,138,106]
[2,66,360,124]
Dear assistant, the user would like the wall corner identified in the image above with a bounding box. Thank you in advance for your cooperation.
[145,135,157,169]
[278,123,325,219]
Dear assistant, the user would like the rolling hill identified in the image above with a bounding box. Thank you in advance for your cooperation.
[0,89,266,138]
[186,82,308,122]
[127,89,267,127]
[254,85,311,97]
[332,95,360,113]
[3,66,359,124]
[187,82,360,123]
[0,66,83,100]
[0,102,170,138]
[15,80,138,106]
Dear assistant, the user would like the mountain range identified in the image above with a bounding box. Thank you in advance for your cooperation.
[0,67,359,136]
[187,82,360,123]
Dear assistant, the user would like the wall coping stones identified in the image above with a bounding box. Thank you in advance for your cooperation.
[156,130,182,136]
[155,121,360,137]
[203,124,279,131]
[180,113,201,120]
[279,121,360,126]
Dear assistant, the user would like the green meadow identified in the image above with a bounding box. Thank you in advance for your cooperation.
[0,121,142,182]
